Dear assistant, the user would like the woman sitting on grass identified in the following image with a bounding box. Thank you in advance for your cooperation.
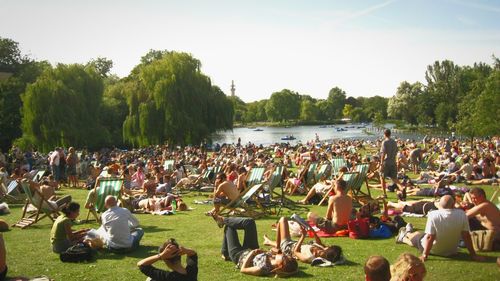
[137,238,198,281]
[263,217,343,265]
[50,202,88,253]
[212,215,298,277]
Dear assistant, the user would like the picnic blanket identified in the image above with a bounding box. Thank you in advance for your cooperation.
[307,222,349,238]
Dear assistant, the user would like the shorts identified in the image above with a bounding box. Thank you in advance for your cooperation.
[214,197,231,205]
[280,239,296,256]
[68,165,77,176]
[314,217,347,233]
[402,201,438,215]
[382,163,397,179]
[409,232,426,252]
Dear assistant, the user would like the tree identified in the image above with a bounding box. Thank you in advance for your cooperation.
[21,63,105,151]
[0,37,46,151]
[265,89,300,122]
[327,87,346,119]
[342,104,353,119]
[425,60,462,128]
[387,81,423,125]
[86,57,113,78]
[299,99,318,121]
[123,50,233,146]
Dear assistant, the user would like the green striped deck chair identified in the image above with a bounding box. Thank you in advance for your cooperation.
[317,173,356,206]
[331,157,347,177]
[2,180,23,202]
[219,183,266,218]
[267,165,284,192]
[315,163,332,182]
[13,181,62,229]
[246,167,265,188]
[86,177,124,222]
[304,162,318,188]
[351,163,371,200]
[164,160,175,172]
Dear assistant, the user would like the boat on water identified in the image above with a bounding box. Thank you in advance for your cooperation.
[336,128,347,132]
[253,128,263,131]
[319,125,327,128]
[281,135,296,140]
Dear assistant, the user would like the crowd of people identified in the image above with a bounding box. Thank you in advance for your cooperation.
[0,130,499,280]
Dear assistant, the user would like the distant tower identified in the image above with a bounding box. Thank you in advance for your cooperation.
[230,80,236,97]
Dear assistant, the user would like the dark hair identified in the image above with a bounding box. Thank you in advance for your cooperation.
[336,179,347,191]
[159,238,180,263]
[217,172,226,181]
[384,129,391,137]
[276,254,298,277]
[470,187,486,198]
[324,245,342,263]
[61,202,80,216]
[364,255,391,281]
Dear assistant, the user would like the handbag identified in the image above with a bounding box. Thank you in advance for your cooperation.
[60,243,93,262]
[470,230,495,252]
[348,218,369,239]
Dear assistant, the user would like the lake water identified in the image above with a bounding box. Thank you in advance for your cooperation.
[211,124,388,146]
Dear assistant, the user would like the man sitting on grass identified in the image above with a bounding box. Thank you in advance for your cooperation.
[396,195,485,262]
[307,179,352,233]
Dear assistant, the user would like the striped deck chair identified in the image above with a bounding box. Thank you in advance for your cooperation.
[86,177,124,222]
[331,157,347,178]
[164,160,175,173]
[303,162,318,190]
[33,170,47,182]
[351,163,371,200]
[245,167,265,188]
[315,163,332,182]
[2,180,23,202]
[219,183,266,218]
[13,181,62,229]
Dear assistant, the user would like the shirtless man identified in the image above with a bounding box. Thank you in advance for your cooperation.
[465,188,500,236]
[307,179,352,233]
[207,172,240,215]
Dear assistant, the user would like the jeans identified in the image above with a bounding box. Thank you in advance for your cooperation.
[221,217,259,263]
[131,228,144,248]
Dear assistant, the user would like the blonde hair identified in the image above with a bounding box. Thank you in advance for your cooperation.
[390,253,426,281]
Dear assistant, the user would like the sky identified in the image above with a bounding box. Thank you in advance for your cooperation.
[1,0,499,102]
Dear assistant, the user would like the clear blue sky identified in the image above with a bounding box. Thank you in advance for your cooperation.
[1,0,499,102]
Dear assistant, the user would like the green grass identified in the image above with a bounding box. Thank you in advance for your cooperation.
[3,184,499,281]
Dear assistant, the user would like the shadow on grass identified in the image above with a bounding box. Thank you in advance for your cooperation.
[141,225,171,233]
[97,245,158,260]
[448,252,498,263]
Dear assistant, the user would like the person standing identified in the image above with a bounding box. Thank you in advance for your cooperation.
[379,129,401,198]
[49,148,61,187]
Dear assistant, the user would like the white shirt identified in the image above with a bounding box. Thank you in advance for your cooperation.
[49,151,60,166]
[100,206,140,249]
[422,208,469,256]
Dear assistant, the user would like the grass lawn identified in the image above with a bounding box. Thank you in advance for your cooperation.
[2,183,499,281]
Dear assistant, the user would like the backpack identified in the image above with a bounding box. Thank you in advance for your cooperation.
[60,243,93,262]
[348,218,370,239]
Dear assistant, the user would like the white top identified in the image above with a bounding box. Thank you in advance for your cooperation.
[421,208,469,256]
[101,206,140,249]
[49,151,60,166]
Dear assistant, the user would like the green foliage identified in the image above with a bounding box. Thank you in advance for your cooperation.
[327,86,346,119]
[265,89,300,122]
[342,104,353,119]
[123,51,233,146]
[20,64,106,151]
[299,99,318,121]
[0,37,47,151]
[387,81,423,125]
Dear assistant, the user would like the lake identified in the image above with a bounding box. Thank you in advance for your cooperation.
[211,124,389,146]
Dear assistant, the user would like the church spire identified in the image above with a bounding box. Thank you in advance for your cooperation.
[230,80,236,97]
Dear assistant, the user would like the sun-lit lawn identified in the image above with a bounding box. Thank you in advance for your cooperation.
[2,183,499,281]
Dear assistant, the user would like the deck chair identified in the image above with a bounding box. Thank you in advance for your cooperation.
[86,177,124,222]
[245,167,266,188]
[164,160,175,173]
[351,163,371,201]
[315,163,332,182]
[33,170,47,182]
[219,183,266,218]
[2,180,24,202]
[331,157,347,178]
[13,181,62,229]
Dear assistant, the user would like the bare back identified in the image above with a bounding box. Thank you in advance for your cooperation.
[328,194,352,226]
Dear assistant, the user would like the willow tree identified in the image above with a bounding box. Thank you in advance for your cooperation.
[21,64,105,151]
[123,51,233,147]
